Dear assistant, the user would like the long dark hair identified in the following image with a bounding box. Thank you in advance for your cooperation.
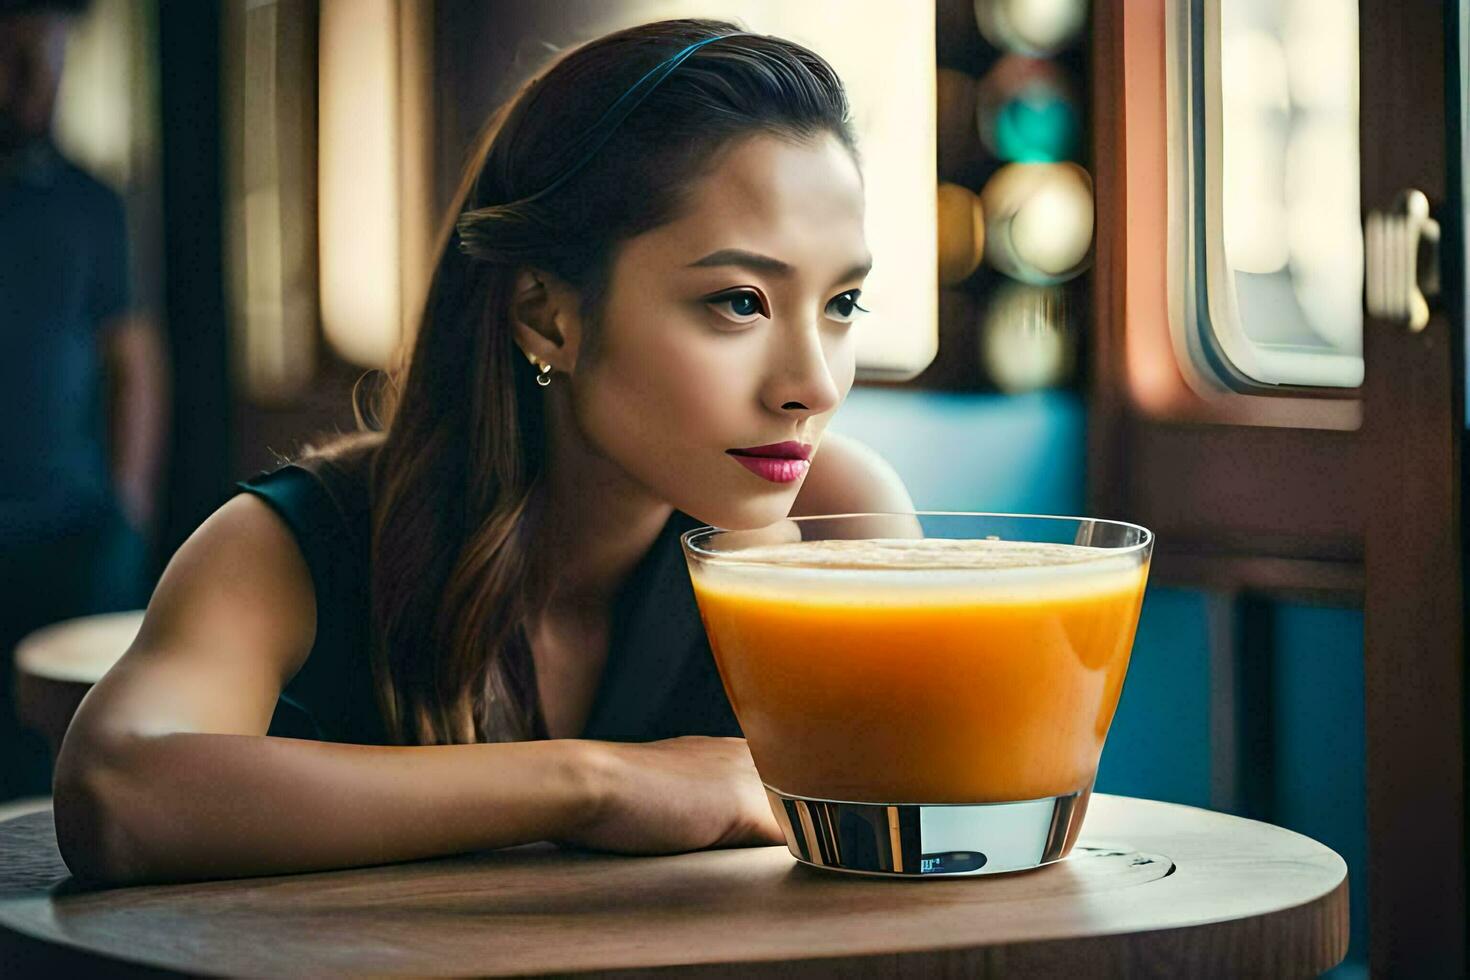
[302,18,856,745]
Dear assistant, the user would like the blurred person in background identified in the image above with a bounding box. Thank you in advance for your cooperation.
[0,0,170,801]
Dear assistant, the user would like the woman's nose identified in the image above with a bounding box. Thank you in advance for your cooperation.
[764,320,842,419]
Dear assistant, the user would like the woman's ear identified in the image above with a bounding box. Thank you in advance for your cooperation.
[510,267,583,372]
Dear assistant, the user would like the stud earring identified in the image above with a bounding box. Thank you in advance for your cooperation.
[524,349,553,387]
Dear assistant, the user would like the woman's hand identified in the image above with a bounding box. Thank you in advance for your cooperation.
[556,736,785,855]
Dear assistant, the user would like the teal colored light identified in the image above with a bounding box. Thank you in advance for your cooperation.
[993,96,1080,162]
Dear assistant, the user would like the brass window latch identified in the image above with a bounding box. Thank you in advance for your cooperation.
[1365,188,1441,333]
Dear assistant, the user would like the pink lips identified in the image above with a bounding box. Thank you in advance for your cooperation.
[726,441,813,484]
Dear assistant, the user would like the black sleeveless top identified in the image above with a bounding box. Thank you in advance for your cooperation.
[236,462,742,745]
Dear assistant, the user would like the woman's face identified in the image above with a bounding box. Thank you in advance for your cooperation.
[568,131,870,530]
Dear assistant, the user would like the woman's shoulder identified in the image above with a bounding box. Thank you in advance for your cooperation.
[238,432,381,542]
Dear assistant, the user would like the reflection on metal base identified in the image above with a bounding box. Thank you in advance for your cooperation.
[766,785,1088,877]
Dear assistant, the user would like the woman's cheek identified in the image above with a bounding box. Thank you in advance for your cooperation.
[667,344,749,431]
[830,334,858,392]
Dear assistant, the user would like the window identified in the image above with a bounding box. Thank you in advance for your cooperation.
[1167,0,1363,391]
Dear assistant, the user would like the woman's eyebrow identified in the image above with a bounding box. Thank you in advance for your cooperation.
[687,248,874,287]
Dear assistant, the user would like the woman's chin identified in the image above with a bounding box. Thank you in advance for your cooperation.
[684,494,798,532]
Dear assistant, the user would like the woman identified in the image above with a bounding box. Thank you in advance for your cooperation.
[53,17,915,886]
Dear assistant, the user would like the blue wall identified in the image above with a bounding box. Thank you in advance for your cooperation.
[1274,604,1368,974]
[834,385,1367,976]
[829,387,1086,515]
[1094,587,1215,807]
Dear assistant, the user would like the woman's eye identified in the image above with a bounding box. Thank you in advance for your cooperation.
[826,289,871,323]
[706,289,767,325]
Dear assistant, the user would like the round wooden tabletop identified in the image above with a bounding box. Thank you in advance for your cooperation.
[0,793,1346,977]
[14,610,144,685]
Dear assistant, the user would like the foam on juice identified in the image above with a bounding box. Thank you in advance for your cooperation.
[691,536,1146,606]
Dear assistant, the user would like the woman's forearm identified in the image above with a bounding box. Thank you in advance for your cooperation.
[54,732,605,886]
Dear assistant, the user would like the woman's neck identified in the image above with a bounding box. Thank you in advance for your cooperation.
[531,388,674,612]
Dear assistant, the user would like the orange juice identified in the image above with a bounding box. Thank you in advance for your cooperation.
[688,537,1149,804]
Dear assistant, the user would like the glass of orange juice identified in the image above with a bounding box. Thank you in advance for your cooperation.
[681,512,1152,877]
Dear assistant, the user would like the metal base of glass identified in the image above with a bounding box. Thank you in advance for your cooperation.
[766,785,1089,877]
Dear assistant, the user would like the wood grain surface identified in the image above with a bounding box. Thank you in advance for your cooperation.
[0,794,1346,977]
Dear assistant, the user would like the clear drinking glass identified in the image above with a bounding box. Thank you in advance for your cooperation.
[681,512,1153,877]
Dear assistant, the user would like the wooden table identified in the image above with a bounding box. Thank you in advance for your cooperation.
[12,610,144,755]
[0,794,1346,977]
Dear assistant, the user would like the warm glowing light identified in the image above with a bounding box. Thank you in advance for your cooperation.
[223,0,319,402]
[937,182,986,285]
[319,0,402,369]
[52,0,151,191]
[980,162,1093,285]
[979,282,1074,392]
[973,0,1089,58]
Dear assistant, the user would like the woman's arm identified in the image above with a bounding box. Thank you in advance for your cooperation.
[53,495,604,886]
